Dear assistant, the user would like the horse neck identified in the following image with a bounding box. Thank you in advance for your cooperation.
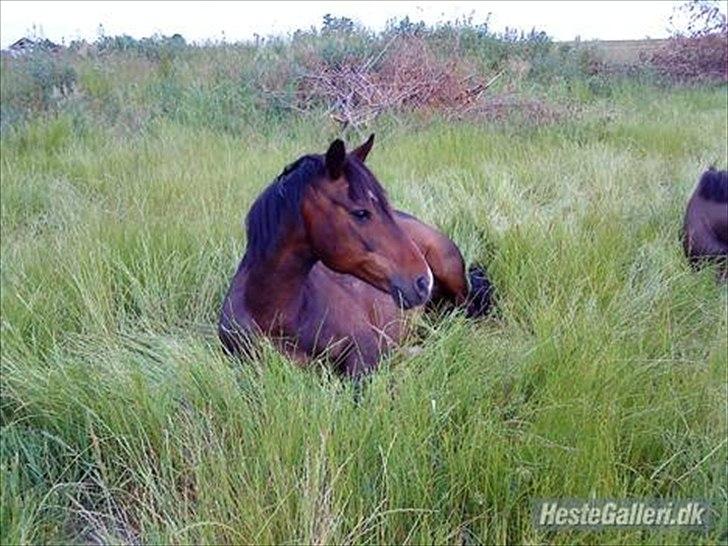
[242,229,316,333]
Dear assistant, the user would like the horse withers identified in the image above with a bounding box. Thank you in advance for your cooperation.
[682,168,728,280]
[219,135,491,378]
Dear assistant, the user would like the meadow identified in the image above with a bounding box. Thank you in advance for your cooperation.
[1,24,727,545]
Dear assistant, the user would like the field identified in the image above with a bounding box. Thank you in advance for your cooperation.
[568,39,669,64]
[1,42,727,544]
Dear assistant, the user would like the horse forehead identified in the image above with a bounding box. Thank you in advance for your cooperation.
[324,177,372,200]
[313,173,387,209]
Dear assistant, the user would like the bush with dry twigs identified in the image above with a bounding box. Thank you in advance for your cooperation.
[292,36,503,127]
[645,0,728,83]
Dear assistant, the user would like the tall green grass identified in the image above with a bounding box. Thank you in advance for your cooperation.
[1,86,727,544]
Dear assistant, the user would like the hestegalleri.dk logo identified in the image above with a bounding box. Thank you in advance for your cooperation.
[533,499,713,530]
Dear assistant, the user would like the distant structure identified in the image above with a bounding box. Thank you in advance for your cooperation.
[5,37,62,57]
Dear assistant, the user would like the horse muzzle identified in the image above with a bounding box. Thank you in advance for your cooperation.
[390,269,433,309]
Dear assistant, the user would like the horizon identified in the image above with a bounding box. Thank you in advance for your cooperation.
[0,1,710,49]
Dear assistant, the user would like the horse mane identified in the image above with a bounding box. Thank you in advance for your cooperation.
[696,167,728,203]
[241,153,390,266]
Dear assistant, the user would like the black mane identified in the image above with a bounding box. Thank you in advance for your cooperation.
[241,153,390,266]
[697,168,728,203]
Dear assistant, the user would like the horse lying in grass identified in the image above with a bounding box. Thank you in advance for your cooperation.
[219,135,492,378]
[682,168,727,280]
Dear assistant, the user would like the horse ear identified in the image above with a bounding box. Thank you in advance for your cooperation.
[351,133,375,162]
[325,139,346,179]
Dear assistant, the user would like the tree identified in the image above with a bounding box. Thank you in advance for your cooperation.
[669,0,727,37]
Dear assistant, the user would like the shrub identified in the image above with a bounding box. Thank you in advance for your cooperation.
[1,53,76,111]
[645,0,728,83]
[646,32,728,83]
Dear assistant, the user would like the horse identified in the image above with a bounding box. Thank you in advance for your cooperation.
[682,167,728,280]
[218,135,492,378]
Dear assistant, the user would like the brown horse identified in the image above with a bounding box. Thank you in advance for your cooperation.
[219,135,491,377]
[682,168,728,280]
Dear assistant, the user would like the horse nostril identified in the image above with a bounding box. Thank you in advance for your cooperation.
[415,275,430,297]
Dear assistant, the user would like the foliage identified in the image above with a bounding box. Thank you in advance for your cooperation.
[0,51,77,131]
[669,0,728,37]
[647,32,728,82]
[0,16,666,137]
[646,0,728,83]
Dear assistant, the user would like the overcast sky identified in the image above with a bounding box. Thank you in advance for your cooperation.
[0,1,706,48]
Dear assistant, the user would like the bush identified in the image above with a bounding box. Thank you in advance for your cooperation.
[646,32,728,83]
[646,0,728,83]
[1,52,76,115]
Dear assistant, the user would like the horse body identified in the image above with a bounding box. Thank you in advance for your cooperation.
[219,136,486,377]
[683,168,728,277]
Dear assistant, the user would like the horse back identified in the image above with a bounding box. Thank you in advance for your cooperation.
[394,210,468,302]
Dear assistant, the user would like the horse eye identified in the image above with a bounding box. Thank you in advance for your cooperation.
[350,209,371,221]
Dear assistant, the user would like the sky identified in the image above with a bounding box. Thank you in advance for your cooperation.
[0,1,706,49]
